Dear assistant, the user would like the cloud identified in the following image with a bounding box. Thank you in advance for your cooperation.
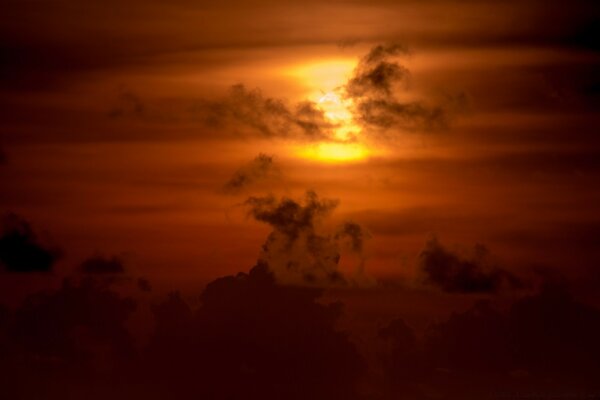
[145,263,365,399]
[346,44,411,97]
[378,317,425,397]
[0,213,59,273]
[108,88,146,119]
[431,285,600,377]
[418,237,524,293]
[378,284,600,399]
[0,277,137,397]
[222,153,280,195]
[245,191,371,286]
[137,277,152,292]
[80,255,125,274]
[13,278,137,359]
[198,84,334,141]
[0,260,365,398]
[344,43,464,134]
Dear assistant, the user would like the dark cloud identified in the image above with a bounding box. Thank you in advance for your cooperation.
[346,44,411,98]
[80,255,125,274]
[426,300,511,372]
[508,284,600,377]
[198,84,334,141]
[246,190,338,240]
[418,237,524,293]
[222,153,280,194]
[0,261,364,398]
[378,284,600,399]
[1,277,137,397]
[108,88,146,119]
[0,213,59,273]
[345,43,464,134]
[145,263,365,399]
[13,278,137,360]
[335,221,370,253]
[245,191,371,286]
[378,317,425,398]
[137,277,152,292]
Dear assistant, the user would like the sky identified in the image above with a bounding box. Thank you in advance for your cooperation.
[1,0,600,398]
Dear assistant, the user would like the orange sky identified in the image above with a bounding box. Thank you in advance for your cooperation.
[1,0,599,293]
[2,1,600,398]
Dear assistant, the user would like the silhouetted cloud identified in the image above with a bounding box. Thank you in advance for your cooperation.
[222,153,280,194]
[346,44,411,97]
[199,84,334,141]
[0,213,59,273]
[0,277,137,397]
[378,284,600,399]
[80,254,125,274]
[418,237,524,293]
[145,263,365,399]
[245,191,371,286]
[508,284,600,378]
[137,277,152,292]
[335,221,370,253]
[14,278,136,359]
[345,43,463,134]
[108,88,146,119]
[426,300,511,371]
[378,317,425,397]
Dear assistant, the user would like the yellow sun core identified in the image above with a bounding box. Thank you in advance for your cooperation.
[287,59,371,163]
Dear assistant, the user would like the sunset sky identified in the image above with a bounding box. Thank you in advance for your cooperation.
[1,0,600,398]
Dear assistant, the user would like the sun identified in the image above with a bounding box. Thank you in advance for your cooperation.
[316,91,358,141]
[286,59,371,163]
[296,142,368,162]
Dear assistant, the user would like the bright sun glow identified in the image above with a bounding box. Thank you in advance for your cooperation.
[297,143,368,162]
[286,59,371,163]
[317,91,358,141]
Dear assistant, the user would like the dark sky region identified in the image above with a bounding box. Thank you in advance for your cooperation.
[1,0,600,399]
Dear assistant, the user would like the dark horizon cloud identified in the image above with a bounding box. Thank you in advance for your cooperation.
[145,262,366,399]
[2,253,599,398]
[137,277,152,292]
[0,213,59,273]
[80,254,125,274]
[0,262,366,399]
[0,205,598,398]
[378,284,600,398]
[418,237,525,293]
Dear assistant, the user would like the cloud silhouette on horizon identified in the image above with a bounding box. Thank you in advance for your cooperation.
[79,254,125,274]
[0,213,60,273]
[418,237,525,293]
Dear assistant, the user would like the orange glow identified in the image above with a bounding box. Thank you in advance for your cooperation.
[286,59,372,162]
[295,142,369,163]
[317,91,359,141]
[285,58,356,96]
